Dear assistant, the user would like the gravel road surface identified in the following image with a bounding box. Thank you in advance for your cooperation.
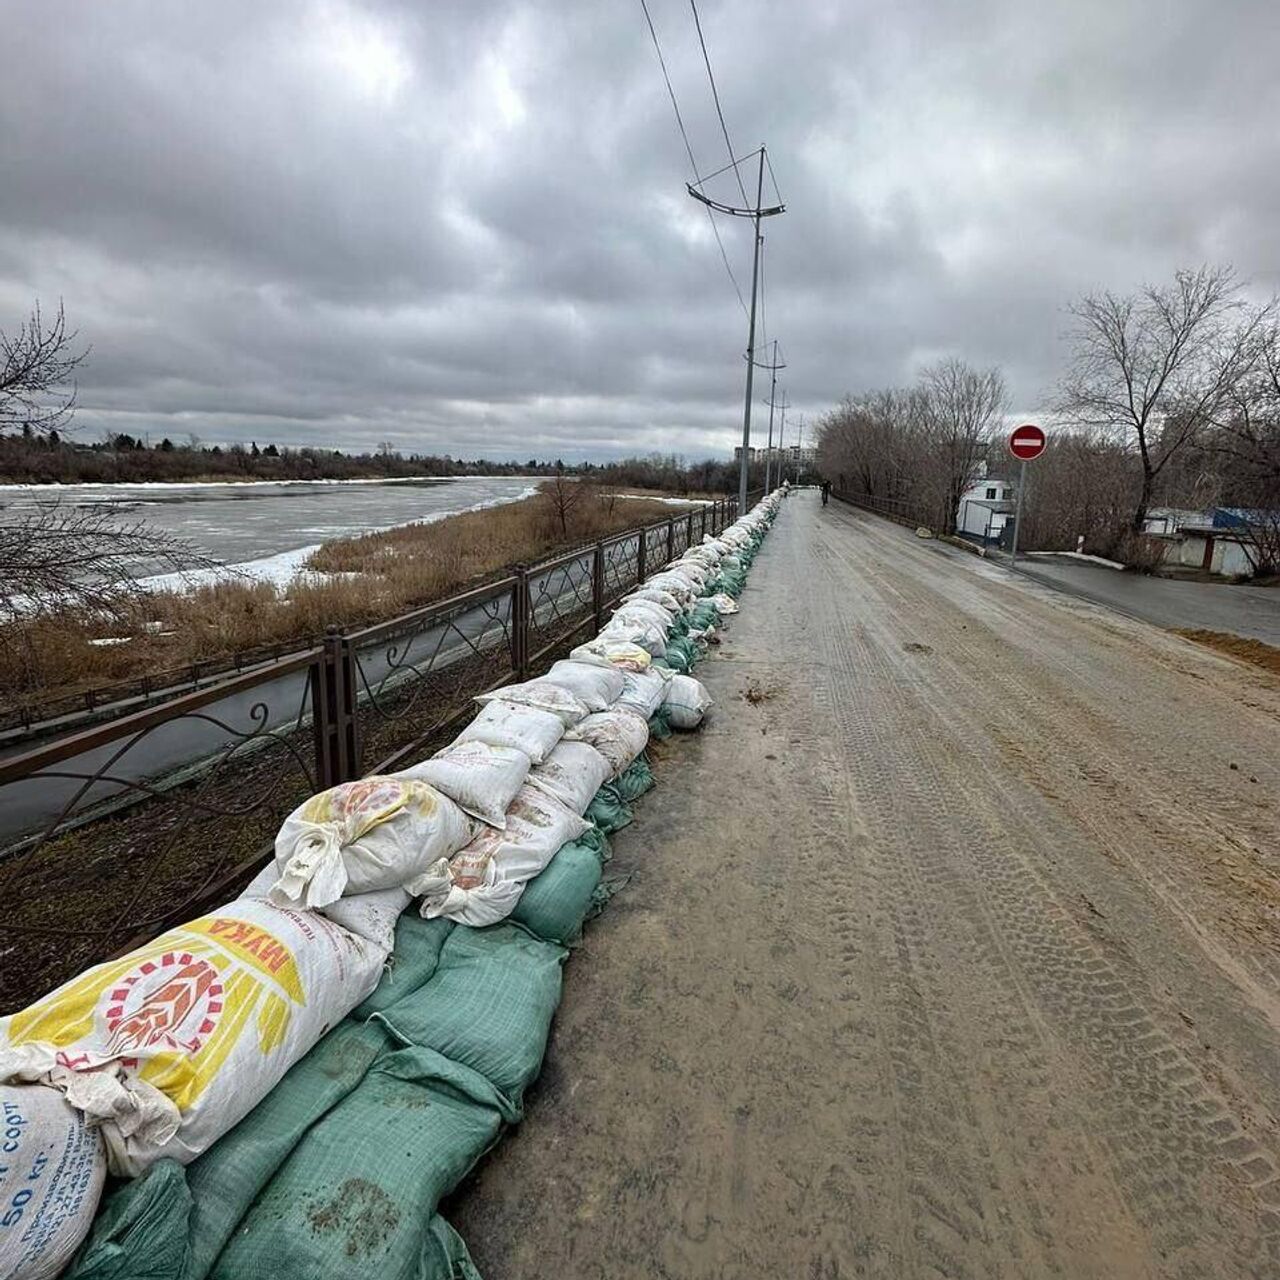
[452,492,1280,1279]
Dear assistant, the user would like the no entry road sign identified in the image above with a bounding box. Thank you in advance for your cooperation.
[1008,423,1046,461]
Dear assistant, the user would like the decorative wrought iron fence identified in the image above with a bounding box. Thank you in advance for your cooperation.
[0,498,740,1004]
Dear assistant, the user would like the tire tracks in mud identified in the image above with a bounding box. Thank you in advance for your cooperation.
[792,499,1280,1276]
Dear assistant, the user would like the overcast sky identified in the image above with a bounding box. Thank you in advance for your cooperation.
[2,0,1278,460]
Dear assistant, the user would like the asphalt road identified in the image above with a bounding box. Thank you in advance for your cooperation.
[452,492,1280,1278]
[1017,552,1280,645]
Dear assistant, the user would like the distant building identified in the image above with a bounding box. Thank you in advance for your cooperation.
[956,475,1016,542]
[733,446,759,463]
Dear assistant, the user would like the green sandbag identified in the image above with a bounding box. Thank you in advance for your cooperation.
[375,925,567,1114]
[576,822,611,863]
[663,635,698,672]
[585,782,632,834]
[647,706,672,740]
[210,1048,504,1280]
[614,753,654,803]
[67,1160,191,1280]
[353,914,454,1018]
[689,602,720,631]
[667,611,690,638]
[68,1019,391,1280]
[511,839,604,944]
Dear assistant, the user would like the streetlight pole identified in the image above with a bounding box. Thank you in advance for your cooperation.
[764,338,778,494]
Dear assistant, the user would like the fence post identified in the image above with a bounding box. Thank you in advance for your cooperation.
[510,565,530,681]
[313,627,360,789]
[666,518,675,563]
[686,510,695,550]
[637,525,647,584]
[592,541,606,632]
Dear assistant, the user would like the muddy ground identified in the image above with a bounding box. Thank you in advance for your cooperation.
[450,492,1280,1279]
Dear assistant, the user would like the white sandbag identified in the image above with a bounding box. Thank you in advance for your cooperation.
[0,1083,107,1280]
[623,587,682,614]
[641,573,696,606]
[454,698,565,764]
[409,785,590,927]
[241,863,410,953]
[612,601,673,636]
[393,740,531,828]
[616,666,672,720]
[525,739,612,816]
[570,708,650,778]
[270,777,473,909]
[0,897,385,1176]
[545,659,625,712]
[568,638,652,672]
[473,679,590,728]
[709,592,739,614]
[663,673,712,729]
[597,618,666,658]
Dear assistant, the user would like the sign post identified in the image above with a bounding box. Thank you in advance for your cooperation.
[1007,423,1046,566]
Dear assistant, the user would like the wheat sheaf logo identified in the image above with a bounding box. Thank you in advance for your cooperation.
[99,952,224,1061]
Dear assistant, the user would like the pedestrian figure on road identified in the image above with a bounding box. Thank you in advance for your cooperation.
[821,480,831,506]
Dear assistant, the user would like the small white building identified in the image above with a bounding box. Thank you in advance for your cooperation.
[956,476,1016,542]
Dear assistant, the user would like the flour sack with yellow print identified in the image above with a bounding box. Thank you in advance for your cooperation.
[0,897,385,1176]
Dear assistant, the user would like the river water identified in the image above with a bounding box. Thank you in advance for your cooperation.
[0,475,539,586]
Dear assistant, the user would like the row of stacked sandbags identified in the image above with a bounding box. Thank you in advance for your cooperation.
[0,489,786,1280]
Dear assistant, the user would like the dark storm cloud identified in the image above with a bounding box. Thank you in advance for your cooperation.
[2,0,1277,457]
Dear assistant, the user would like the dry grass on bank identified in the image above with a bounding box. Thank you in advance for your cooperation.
[0,489,698,716]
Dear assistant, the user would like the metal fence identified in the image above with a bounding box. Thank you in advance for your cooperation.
[0,498,738,1006]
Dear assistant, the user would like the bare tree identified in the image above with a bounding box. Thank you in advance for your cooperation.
[544,470,583,537]
[0,505,216,615]
[919,359,1008,533]
[0,301,89,435]
[1058,266,1271,532]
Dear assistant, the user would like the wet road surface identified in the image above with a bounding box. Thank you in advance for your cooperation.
[452,492,1280,1279]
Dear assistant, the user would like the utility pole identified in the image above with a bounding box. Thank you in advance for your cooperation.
[777,392,790,482]
[687,146,784,513]
[758,339,785,493]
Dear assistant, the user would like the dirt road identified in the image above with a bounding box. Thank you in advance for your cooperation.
[452,493,1280,1279]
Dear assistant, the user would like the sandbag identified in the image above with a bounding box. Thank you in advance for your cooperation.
[640,573,695,606]
[614,753,655,804]
[594,618,666,658]
[375,925,566,1110]
[352,916,455,1020]
[525,739,612,816]
[0,1083,107,1280]
[509,840,604,945]
[708,592,739,614]
[0,898,386,1176]
[543,659,625,712]
[453,699,564,764]
[611,600,673,635]
[584,784,631,835]
[615,666,671,720]
[570,708,649,778]
[242,864,410,953]
[623,587,682,614]
[410,786,590,927]
[393,739,530,828]
[568,638,651,672]
[663,673,713,729]
[209,1048,504,1280]
[270,776,473,909]
[473,678,590,728]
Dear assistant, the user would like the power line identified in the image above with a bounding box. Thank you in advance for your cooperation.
[689,0,750,209]
[638,0,748,318]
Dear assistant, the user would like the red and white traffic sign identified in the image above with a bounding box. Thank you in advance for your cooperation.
[1008,423,1046,461]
